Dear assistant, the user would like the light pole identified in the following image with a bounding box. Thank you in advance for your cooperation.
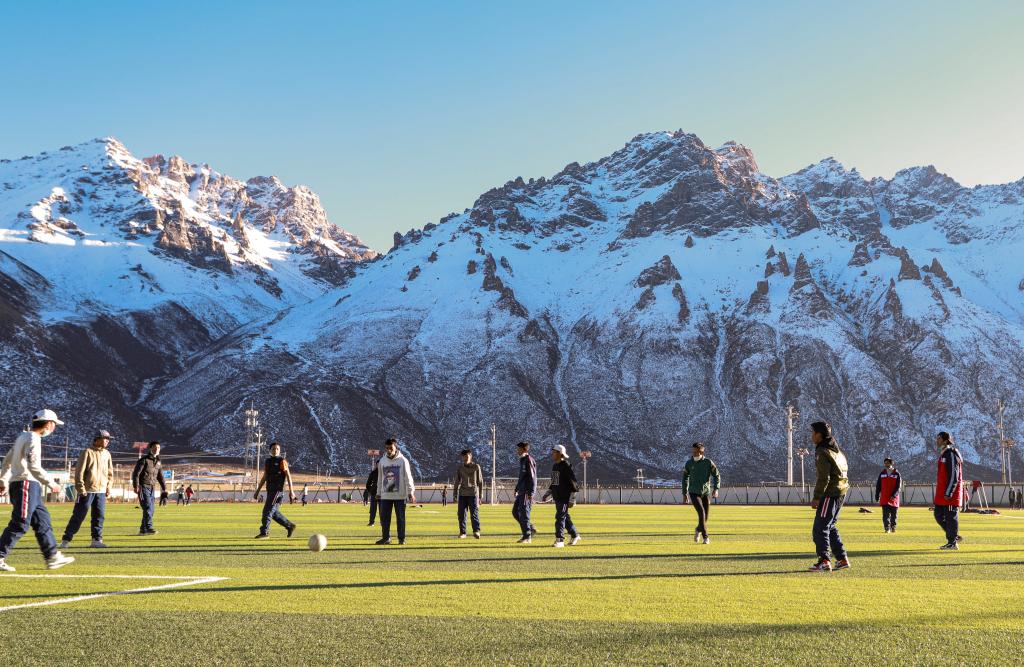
[635,468,645,488]
[796,447,810,500]
[579,451,592,503]
[785,404,800,486]
[490,423,497,505]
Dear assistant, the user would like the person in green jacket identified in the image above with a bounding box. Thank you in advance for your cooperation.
[682,442,720,544]
[808,421,851,573]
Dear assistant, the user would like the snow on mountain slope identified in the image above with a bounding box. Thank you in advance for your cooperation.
[148,131,1024,481]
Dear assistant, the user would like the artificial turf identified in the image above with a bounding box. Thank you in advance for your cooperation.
[0,500,1022,665]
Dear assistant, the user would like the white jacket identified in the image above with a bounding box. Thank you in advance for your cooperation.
[0,431,56,487]
[377,452,415,500]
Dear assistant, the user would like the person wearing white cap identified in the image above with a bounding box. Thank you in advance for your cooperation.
[59,430,115,549]
[541,445,581,548]
[0,409,75,572]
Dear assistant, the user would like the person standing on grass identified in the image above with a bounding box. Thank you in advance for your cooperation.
[512,441,538,544]
[934,431,964,550]
[176,487,185,505]
[453,449,484,539]
[59,430,115,549]
[364,459,379,526]
[375,438,415,546]
[253,441,297,539]
[441,485,448,508]
[301,484,309,506]
[184,484,194,505]
[808,421,850,573]
[874,458,902,534]
[682,442,720,545]
[131,441,168,536]
[0,409,75,572]
[541,445,580,548]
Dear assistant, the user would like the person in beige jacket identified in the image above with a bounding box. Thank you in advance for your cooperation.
[59,430,115,549]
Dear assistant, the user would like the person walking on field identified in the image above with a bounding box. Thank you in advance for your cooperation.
[441,485,448,508]
[131,441,168,536]
[682,442,720,545]
[301,484,309,506]
[541,445,581,548]
[808,421,851,573]
[60,430,115,549]
[253,442,297,539]
[364,459,379,526]
[874,458,902,534]
[934,432,964,550]
[453,449,484,539]
[0,409,75,572]
[512,441,538,544]
[184,485,194,505]
[176,488,185,505]
[375,438,415,546]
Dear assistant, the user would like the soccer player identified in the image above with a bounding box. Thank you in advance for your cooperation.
[364,459,379,526]
[375,438,415,546]
[874,457,902,533]
[131,441,168,535]
[934,431,964,550]
[441,485,448,508]
[541,445,580,548]
[682,442,720,545]
[60,430,115,549]
[0,409,75,572]
[252,441,297,539]
[453,449,484,538]
[808,421,851,572]
[301,484,309,506]
[512,441,538,543]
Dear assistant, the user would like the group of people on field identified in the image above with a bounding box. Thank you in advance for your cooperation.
[0,409,973,572]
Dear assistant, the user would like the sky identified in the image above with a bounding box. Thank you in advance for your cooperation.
[2,0,1022,251]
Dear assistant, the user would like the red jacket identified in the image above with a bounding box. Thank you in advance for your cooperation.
[934,447,963,507]
[876,469,901,507]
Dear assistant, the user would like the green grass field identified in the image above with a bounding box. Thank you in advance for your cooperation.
[1,500,1022,665]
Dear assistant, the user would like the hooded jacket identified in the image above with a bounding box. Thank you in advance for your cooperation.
[547,459,579,503]
[377,451,415,501]
[453,462,484,498]
[813,438,849,501]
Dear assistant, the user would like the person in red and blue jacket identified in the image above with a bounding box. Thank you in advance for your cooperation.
[934,432,964,550]
[874,458,902,533]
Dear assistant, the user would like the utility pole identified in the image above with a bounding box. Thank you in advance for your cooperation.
[785,404,799,486]
[490,423,497,505]
[796,447,810,500]
[998,400,1007,484]
[635,468,645,488]
[244,401,264,486]
[580,451,592,503]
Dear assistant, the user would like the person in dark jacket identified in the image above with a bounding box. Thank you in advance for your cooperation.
[512,441,538,543]
[364,460,379,526]
[682,442,721,545]
[934,432,964,550]
[808,422,850,572]
[875,458,902,533]
[453,450,484,538]
[253,441,297,539]
[131,441,168,536]
[541,445,580,548]
[441,486,448,508]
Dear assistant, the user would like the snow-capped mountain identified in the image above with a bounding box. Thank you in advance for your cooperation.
[0,138,375,446]
[141,131,1024,481]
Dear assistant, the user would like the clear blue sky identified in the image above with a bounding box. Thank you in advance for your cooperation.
[2,1,1021,251]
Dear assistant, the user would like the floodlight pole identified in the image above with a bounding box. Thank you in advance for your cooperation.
[796,447,810,501]
[490,423,497,505]
[785,404,799,486]
[580,451,592,503]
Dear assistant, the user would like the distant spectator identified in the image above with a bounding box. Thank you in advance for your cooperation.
[874,458,902,533]
[364,460,379,526]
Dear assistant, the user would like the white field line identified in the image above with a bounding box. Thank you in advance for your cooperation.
[0,574,227,612]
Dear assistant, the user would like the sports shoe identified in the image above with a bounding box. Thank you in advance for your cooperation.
[891,527,897,534]
[137,531,148,536]
[473,531,481,539]
[375,538,391,545]
[553,540,565,548]
[569,535,582,546]
[89,540,107,548]
[287,524,296,538]
[808,559,832,572]
[939,542,959,550]
[516,536,532,544]
[367,522,375,526]
[0,558,15,572]
[703,536,711,545]
[530,527,538,536]
[835,558,851,570]
[694,528,700,543]
[59,539,71,549]
[254,533,270,539]
[458,534,467,539]
[144,530,158,535]
[398,539,405,545]
[884,528,891,534]
[955,535,964,543]
[46,552,75,570]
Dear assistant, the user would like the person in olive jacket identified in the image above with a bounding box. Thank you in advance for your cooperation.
[131,441,168,536]
[682,442,720,545]
[808,422,850,572]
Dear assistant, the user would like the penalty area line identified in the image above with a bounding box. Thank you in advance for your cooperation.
[0,574,227,613]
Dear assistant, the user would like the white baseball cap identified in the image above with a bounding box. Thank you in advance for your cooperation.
[552,444,569,458]
[32,409,64,426]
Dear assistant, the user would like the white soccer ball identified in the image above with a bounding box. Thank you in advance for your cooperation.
[308,533,328,552]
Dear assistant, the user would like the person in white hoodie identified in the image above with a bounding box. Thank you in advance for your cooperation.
[375,438,415,545]
[0,409,75,572]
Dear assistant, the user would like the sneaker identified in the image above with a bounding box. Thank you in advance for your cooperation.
[89,540,107,548]
[458,534,467,539]
[398,539,405,545]
[835,558,851,570]
[694,528,700,543]
[144,530,158,535]
[939,542,959,550]
[0,559,15,573]
[530,527,538,536]
[955,535,964,544]
[287,524,296,538]
[516,536,532,544]
[46,552,75,570]
[891,527,897,534]
[553,541,565,548]
[137,531,148,536]
[473,531,481,539]
[703,536,711,545]
[569,535,582,546]
[375,538,391,545]
[59,539,70,549]
[254,533,270,539]
[884,528,891,534]
[367,522,375,526]
[808,559,832,572]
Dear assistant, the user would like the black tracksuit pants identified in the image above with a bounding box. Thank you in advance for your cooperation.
[689,493,710,539]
